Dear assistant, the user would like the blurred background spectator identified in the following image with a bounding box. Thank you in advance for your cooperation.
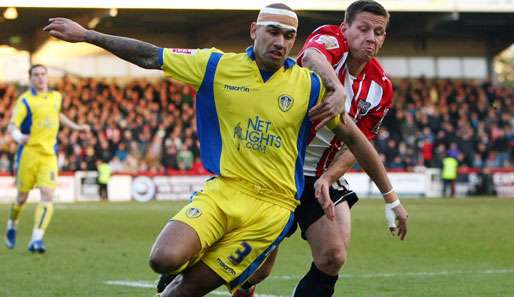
[0,77,512,174]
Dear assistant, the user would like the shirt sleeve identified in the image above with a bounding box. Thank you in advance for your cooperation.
[160,47,222,89]
[296,25,348,66]
[356,79,393,140]
[9,97,28,128]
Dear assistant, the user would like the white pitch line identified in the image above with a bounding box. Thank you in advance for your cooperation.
[105,280,284,297]
[106,269,514,296]
[105,280,154,288]
[269,268,514,280]
[338,268,514,279]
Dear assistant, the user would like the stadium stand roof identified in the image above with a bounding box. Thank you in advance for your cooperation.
[0,3,513,61]
[2,0,514,12]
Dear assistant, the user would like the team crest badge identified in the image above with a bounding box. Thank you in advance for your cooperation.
[186,207,202,218]
[357,100,371,117]
[278,94,294,112]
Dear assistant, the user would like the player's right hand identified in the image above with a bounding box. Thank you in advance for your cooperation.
[43,18,88,43]
[314,177,335,221]
[309,86,346,130]
[392,204,408,240]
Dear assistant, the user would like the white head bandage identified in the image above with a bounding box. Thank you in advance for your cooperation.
[256,7,298,32]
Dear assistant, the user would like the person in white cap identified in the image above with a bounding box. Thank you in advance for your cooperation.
[44,3,405,296]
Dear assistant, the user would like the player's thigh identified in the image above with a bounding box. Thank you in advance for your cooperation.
[152,191,227,266]
[150,220,203,271]
[296,177,358,241]
[15,148,37,192]
[36,154,58,191]
[305,201,352,257]
[201,200,294,293]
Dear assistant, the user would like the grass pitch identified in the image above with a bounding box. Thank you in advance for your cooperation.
[1,198,513,297]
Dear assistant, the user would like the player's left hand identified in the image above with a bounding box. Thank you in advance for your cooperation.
[314,177,335,220]
[385,202,408,240]
[309,86,346,130]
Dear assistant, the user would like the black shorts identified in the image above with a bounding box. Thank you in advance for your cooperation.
[287,176,359,239]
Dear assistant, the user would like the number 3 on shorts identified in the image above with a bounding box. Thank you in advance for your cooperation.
[228,241,252,265]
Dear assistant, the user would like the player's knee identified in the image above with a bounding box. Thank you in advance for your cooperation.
[40,189,54,202]
[329,248,348,269]
[315,247,347,274]
[17,192,29,204]
[148,249,186,274]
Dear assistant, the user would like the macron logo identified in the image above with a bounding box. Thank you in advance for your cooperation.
[224,84,250,92]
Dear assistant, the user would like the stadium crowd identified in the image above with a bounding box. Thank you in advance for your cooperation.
[0,77,512,174]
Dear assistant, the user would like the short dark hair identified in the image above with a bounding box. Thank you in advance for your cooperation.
[29,64,47,77]
[344,0,389,25]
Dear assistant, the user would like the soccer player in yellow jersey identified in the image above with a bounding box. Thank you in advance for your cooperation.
[5,64,90,253]
[45,3,406,296]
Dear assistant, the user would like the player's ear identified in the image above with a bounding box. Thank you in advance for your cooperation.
[340,22,348,32]
[250,22,257,40]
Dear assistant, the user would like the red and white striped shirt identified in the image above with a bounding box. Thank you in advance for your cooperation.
[298,25,393,177]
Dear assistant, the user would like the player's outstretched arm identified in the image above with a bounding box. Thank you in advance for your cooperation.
[322,146,356,186]
[331,114,390,193]
[59,113,90,132]
[303,48,346,129]
[331,114,408,239]
[43,18,161,69]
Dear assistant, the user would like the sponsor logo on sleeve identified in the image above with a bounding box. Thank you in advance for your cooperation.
[170,48,197,55]
[314,35,339,50]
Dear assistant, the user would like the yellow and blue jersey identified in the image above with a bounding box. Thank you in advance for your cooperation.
[10,88,62,156]
[161,47,334,210]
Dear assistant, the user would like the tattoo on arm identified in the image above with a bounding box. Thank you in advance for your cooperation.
[303,50,340,92]
[308,62,338,92]
[85,31,161,69]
